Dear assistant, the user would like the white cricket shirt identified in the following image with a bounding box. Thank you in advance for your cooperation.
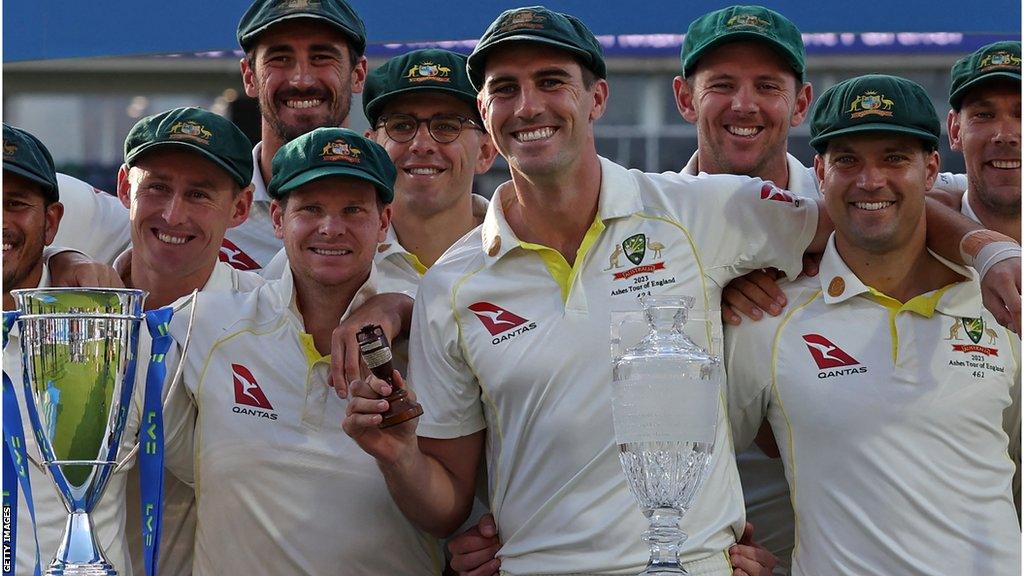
[726,236,1021,575]
[410,157,819,575]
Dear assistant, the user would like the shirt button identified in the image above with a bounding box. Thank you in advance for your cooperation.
[487,236,501,257]
[828,276,845,297]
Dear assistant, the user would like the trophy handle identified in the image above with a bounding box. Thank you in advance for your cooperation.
[112,290,198,473]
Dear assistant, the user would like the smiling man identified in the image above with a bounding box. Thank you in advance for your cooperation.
[362,48,497,288]
[947,41,1021,242]
[726,74,1020,576]
[162,127,442,575]
[228,0,368,271]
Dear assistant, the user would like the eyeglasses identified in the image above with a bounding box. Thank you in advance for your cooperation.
[377,113,484,144]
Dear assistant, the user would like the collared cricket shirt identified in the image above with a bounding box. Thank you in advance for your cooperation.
[726,236,1021,575]
[163,265,442,576]
[410,157,819,575]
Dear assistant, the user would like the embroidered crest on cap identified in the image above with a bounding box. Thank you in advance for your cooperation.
[320,139,363,163]
[3,140,16,156]
[404,61,452,83]
[496,9,547,33]
[726,14,769,29]
[847,91,895,118]
[979,51,1021,71]
[280,0,320,11]
[169,121,213,145]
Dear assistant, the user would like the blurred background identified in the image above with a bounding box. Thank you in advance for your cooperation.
[4,0,1021,196]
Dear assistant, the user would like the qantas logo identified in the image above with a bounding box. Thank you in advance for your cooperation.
[468,302,537,345]
[231,363,278,420]
[760,183,796,204]
[219,238,261,271]
[801,334,867,378]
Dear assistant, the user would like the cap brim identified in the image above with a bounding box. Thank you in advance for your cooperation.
[810,123,939,152]
[240,14,364,52]
[365,85,479,126]
[469,35,595,90]
[949,71,1021,107]
[274,166,393,203]
[686,32,803,78]
[3,164,57,198]
[126,140,248,186]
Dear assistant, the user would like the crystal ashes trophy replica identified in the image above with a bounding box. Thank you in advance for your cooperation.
[611,296,723,575]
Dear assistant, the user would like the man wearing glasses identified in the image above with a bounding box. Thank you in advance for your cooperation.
[361,48,498,287]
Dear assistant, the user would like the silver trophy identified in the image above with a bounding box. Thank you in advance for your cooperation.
[10,288,147,576]
[611,295,723,575]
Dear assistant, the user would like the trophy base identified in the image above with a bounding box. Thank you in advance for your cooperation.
[45,563,117,576]
[379,388,424,428]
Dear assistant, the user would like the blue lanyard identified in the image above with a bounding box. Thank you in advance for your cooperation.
[2,311,41,576]
[140,306,174,576]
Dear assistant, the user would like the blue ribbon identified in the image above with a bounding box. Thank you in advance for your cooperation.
[140,306,174,576]
[2,311,41,576]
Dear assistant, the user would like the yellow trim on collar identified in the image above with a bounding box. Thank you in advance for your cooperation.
[863,284,954,363]
[519,217,606,303]
[299,332,329,366]
[402,252,429,276]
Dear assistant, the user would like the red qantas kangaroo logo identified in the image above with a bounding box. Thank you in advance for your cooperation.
[468,302,528,336]
[760,183,796,204]
[801,334,859,369]
[232,363,274,409]
[219,238,261,271]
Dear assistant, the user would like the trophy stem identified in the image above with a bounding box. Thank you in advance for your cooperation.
[47,510,117,576]
[640,507,688,575]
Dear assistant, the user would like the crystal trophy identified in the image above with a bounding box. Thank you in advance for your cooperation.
[611,295,723,575]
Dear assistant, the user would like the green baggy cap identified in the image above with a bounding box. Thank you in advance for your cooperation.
[237,0,366,55]
[364,49,479,127]
[948,41,1021,109]
[268,127,396,203]
[467,6,606,91]
[124,107,254,187]
[681,5,805,81]
[809,74,940,153]
[3,124,59,202]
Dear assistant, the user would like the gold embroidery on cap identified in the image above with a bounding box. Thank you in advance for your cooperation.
[404,61,452,83]
[169,121,213,145]
[320,140,362,163]
[847,91,895,118]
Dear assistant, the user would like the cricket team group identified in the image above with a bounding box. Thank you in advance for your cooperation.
[2,0,1022,574]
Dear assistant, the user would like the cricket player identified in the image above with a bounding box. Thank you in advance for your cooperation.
[162,127,442,575]
[344,7,1021,576]
[946,40,1021,512]
[946,40,1020,242]
[2,124,132,574]
[725,73,1021,575]
[230,0,368,270]
[114,107,264,576]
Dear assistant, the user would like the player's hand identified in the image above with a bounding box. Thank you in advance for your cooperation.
[801,252,822,278]
[331,293,413,398]
[722,269,786,326]
[342,370,418,463]
[729,522,777,576]
[48,250,123,288]
[448,513,501,576]
[981,257,1021,335]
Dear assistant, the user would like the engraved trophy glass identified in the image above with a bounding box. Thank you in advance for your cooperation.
[611,295,722,575]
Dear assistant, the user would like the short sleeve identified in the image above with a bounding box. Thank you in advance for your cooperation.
[408,271,486,439]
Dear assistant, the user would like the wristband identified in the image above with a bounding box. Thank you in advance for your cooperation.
[974,242,1021,280]
[959,229,1017,266]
